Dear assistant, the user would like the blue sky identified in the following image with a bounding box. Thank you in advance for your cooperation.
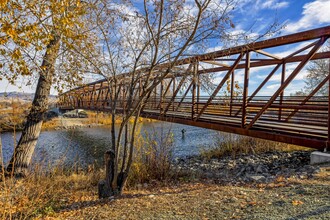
[1,0,330,95]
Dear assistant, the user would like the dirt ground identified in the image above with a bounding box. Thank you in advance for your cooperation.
[50,165,330,220]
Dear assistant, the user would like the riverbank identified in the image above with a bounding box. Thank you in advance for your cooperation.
[1,150,329,219]
[42,116,157,131]
[0,113,157,132]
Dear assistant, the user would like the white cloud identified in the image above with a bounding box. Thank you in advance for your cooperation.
[266,83,280,89]
[284,0,330,33]
[261,0,289,9]
[0,78,36,94]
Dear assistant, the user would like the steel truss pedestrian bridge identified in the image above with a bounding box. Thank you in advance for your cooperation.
[58,26,330,151]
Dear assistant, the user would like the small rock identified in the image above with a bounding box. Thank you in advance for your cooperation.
[249,175,266,182]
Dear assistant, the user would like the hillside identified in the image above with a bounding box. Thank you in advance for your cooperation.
[0,92,57,102]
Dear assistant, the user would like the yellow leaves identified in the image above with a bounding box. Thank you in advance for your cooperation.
[0,36,9,44]
[8,28,18,40]
[20,64,30,76]
[18,39,30,47]
[0,0,8,9]
[36,45,43,51]
[2,22,18,40]
[292,200,304,206]
[11,48,22,60]
[0,48,6,55]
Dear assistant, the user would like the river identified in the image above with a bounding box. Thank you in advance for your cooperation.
[1,121,220,169]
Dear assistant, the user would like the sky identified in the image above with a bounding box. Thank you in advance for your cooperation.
[1,0,330,95]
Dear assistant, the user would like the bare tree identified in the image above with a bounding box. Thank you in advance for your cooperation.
[77,0,266,197]
[304,42,330,95]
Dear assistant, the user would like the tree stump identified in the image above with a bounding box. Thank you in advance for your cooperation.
[98,150,115,199]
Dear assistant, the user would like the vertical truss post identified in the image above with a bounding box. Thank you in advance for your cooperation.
[279,62,286,120]
[158,78,173,110]
[192,63,197,119]
[328,58,330,151]
[172,77,176,111]
[160,80,163,113]
[154,84,157,109]
[96,82,103,110]
[80,94,83,107]
[242,52,250,128]
[139,78,142,97]
[81,93,84,107]
[232,64,282,117]
[104,85,110,109]
[230,70,235,116]
[197,72,200,117]
[121,84,126,113]
[73,94,77,108]
[89,85,95,108]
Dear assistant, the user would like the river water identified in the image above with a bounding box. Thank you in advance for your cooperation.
[1,121,220,169]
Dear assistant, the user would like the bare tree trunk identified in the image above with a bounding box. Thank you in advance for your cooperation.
[6,35,60,175]
[0,132,3,172]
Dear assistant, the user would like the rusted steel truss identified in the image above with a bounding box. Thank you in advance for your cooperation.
[59,26,330,150]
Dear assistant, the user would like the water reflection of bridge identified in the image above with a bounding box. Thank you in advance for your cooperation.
[59,26,330,151]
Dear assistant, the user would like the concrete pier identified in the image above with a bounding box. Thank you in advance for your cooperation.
[311,151,330,164]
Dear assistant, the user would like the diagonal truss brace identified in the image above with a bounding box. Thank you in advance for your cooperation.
[246,37,328,129]
[195,53,245,121]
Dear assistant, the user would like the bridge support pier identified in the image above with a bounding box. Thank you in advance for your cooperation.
[310,151,330,165]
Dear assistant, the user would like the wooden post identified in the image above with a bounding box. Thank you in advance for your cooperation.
[242,52,250,128]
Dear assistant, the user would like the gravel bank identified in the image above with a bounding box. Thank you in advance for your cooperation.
[175,151,321,184]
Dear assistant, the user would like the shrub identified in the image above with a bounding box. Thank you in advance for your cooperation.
[127,124,175,187]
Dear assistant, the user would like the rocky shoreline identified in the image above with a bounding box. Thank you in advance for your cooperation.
[174,151,323,184]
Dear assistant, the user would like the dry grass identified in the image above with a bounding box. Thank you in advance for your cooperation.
[1,164,329,219]
[127,128,175,187]
[0,169,98,219]
[200,132,313,159]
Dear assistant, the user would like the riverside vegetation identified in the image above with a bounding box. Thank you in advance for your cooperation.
[0,99,156,132]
